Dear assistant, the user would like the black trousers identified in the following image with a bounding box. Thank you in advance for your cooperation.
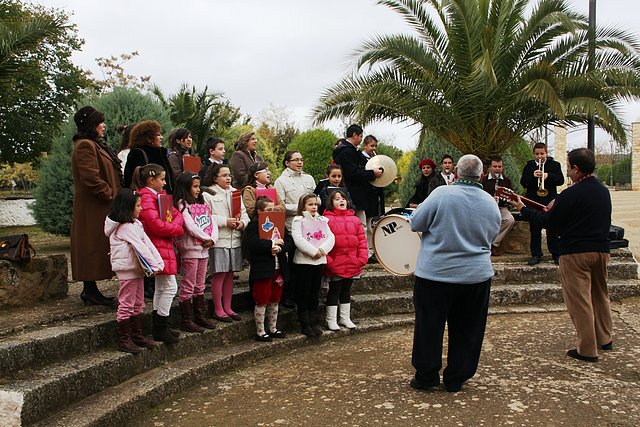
[529,222,559,258]
[412,277,491,389]
[293,264,323,313]
[326,278,352,306]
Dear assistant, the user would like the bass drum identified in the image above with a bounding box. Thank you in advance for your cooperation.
[372,212,421,276]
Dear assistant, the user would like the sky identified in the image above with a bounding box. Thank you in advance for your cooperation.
[33,0,640,154]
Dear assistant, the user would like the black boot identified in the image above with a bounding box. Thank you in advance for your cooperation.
[309,310,323,337]
[298,311,316,338]
[81,281,114,306]
[152,311,179,344]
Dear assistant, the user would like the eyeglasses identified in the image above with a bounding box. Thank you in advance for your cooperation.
[290,158,304,162]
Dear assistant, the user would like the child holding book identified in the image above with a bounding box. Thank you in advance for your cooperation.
[202,163,250,322]
[174,172,219,333]
[199,137,227,180]
[314,164,353,215]
[244,196,293,341]
[133,163,185,343]
[241,161,286,218]
[323,189,368,330]
[291,193,335,337]
[104,188,164,353]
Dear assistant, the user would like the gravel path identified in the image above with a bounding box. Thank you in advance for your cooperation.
[0,199,36,227]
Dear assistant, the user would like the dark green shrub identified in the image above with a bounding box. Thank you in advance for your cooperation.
[32,88,171,235]
[288,129,338,182]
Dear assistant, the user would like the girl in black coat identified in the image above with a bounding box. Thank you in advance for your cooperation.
[245,196,294,342]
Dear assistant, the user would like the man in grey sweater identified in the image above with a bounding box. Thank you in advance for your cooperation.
[409,154,500,392]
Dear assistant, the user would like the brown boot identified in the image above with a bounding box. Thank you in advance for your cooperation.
[193,294,216,329]
[180,299,205,333]
[116,319,143,354]
[130,314,157,348]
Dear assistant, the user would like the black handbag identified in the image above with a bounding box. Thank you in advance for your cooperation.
[0,234,36,263]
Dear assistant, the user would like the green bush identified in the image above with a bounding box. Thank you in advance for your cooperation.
[32,88,171,235]
[597,157,631,186]
[288,129,339,182]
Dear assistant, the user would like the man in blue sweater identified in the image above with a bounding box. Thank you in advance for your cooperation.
[409,154,500,392]
[512,148,612,362]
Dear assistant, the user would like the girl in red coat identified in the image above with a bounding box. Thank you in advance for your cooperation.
[133,163,184,343]
[323,189,368,331]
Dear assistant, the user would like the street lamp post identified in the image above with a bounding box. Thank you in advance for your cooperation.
[587,0,596,152]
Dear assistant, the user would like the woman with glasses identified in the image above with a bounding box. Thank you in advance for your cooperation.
[230,131,263,190]
[274,150,317,309]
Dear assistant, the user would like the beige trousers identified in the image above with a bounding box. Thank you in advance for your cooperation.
[558,252,612,357]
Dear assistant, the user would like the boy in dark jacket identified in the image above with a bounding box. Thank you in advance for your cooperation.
[245,196,294,342]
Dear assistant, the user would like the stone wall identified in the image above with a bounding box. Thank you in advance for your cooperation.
[0,255,68,307]
[633,122,640,191]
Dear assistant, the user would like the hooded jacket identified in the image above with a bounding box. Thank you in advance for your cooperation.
[104,217,164,280]
[323,208,368,278]
[176,200,219,259]
[137,187,184,274]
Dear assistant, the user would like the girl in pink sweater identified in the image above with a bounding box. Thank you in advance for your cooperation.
[323,189,368,331]
[104,188,164,353]
[174,172,219,333]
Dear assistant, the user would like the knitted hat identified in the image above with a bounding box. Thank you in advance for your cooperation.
[74,106,105,133]
[419,158,436,169]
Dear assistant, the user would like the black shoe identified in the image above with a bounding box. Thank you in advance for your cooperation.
[367,255,378,264]
[255,333,272,342]
[553,256,560,265]
[228,313,242,321]
[566,349,598,362]
[269,329,287,339]
[444,383,462,393]
[80,291,114,306]
[212,314,233,323]
[600,341,614,351]
[409,377,439,390]
[527,256,541,266]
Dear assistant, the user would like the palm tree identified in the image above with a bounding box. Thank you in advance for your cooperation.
[151,84,242,151]
[0,3,65,89]
[312,0,640,160]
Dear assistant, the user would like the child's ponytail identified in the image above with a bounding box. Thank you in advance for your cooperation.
[131,163,165,190]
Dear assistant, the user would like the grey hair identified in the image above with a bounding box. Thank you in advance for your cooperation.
[456,154,483,180]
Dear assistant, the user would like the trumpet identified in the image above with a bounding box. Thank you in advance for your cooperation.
[536,161,548,197]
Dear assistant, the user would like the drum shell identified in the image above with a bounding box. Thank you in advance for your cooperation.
[372,213,420,276]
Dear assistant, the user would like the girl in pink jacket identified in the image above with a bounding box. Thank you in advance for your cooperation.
[174,172,219,333]
[324,189,368,331]
[104,188,164,354]
[133,164,184,344]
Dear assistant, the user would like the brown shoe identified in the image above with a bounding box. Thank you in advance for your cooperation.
[179,299,205,333]
[116,319,143,354]
[130,314,157,348]
[193,295,216,329]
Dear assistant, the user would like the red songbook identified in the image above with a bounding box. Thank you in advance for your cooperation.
[231,190,242,218]
[158,194,174,222]
[258,210,286,241]
[182,155,202,173]
[256,187,277,204]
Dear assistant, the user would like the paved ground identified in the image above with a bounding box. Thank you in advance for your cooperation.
[131,299,640,427]
[128,190,640,427]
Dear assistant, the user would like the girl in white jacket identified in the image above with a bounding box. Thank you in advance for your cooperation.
[104,189,164,354]
[174,172,219,333]
[202,163,250,322]
[291,193,335,338]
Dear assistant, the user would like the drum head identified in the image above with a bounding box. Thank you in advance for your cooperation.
[372,214,420,276]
